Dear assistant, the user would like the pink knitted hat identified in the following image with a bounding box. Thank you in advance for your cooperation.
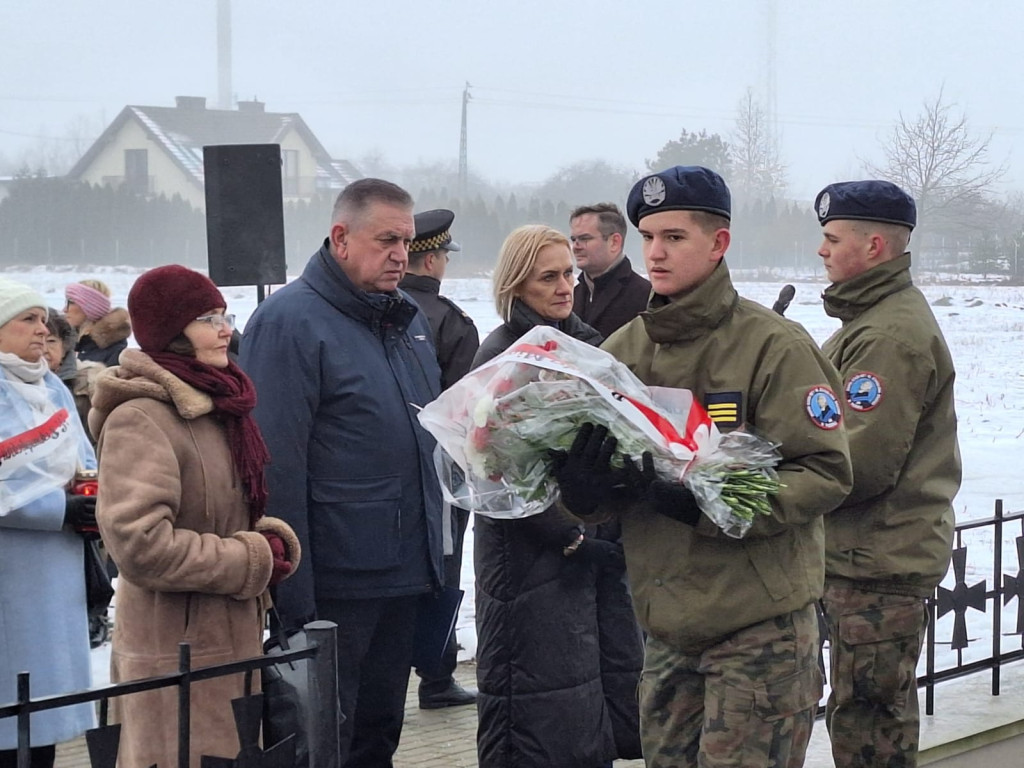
[65,282,111,321]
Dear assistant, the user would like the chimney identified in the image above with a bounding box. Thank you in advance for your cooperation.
[175,96,207,110]
[237,99,266,114]
[217,0,232,109]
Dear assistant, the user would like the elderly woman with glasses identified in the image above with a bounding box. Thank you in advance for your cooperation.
[0,279,98,768]
[88,265,301,768]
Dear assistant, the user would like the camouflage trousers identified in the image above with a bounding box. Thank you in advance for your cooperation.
[638,604,821,768]
[821,583,929,768]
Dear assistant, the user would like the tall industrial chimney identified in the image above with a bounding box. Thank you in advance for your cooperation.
[217,0,232,110]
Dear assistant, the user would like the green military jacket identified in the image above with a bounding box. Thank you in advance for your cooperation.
[821,253,960,596]
[599,262,853,654]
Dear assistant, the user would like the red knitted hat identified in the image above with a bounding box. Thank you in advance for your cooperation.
[128,265,226,353]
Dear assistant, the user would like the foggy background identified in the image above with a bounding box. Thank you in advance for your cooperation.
[2,0,1022,278]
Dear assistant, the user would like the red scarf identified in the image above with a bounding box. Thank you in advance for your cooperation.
[149,353,269,526]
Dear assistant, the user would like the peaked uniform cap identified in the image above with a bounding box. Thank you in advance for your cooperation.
[411,209,461,253]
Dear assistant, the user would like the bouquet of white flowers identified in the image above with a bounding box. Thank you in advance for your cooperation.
[417,326,782,537]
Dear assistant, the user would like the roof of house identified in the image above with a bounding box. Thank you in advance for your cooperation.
[67,96,361,191]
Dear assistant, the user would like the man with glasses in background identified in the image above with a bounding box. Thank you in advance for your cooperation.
[569,202,650,338]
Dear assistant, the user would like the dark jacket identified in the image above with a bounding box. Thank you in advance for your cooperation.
[398,272,479,390]
[76,307,131,367]
[475,299,603,363]
[241,242,445,625]
[472,299,642,766]
[572,256,651,338]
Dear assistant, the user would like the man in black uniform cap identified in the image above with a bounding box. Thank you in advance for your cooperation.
[400,208,479,708]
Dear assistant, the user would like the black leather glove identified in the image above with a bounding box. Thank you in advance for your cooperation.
[549,423,618,516]
[63,492,98,533]
[620,452,702,527]
[575,537,625,571]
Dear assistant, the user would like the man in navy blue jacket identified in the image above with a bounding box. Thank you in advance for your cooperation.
[241,178,445,767]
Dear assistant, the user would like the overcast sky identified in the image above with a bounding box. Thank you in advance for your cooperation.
[3,0,1021,201]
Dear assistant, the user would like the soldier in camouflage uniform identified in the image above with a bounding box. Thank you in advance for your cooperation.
[551,166,854,768]
[813,180,962,768]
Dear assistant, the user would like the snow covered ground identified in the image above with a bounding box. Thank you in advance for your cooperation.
[6,265,1022,685]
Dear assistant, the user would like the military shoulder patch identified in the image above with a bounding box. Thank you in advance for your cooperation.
[845,372,883,412]
[806,386,842,430]
[703,391,743,428]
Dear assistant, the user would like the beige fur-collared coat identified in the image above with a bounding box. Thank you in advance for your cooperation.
[90,349,300,768]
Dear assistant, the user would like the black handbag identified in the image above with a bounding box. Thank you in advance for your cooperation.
[84,538,114,615]
[262,624,312,768]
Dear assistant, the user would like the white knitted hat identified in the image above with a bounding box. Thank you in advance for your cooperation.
[0,277,48,329]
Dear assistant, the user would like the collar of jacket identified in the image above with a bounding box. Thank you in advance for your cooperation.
[303,241,418,335]
[506,298,603,345]
[822,252,914,323]
[399,272,441,296]
[90,348,214,425]
[640,260,738,344]
[580,254,633,293]
[82,307,131,349]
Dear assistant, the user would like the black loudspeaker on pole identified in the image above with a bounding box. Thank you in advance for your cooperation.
[203,144,286,291]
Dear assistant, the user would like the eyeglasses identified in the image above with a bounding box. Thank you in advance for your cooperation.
[569,234,609,245]
[194,313,236,331]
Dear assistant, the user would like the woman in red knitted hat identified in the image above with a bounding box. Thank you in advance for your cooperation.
[89,265,301,768]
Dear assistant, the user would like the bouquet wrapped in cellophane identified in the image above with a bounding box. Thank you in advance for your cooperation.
[417,326,782,537]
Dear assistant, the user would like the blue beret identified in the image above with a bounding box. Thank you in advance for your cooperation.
[815,180,916,230]
[627,165,731,227]
[411,208,461,253]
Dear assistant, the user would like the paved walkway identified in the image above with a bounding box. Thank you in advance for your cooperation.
[53,661,644,768]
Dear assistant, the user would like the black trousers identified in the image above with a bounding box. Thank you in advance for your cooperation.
[318,595,420,768]
[0,746,56,768]
[416,506,470,692]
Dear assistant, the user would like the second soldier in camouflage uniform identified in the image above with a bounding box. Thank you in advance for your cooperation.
[813,180,961,768]
[552,166,853,768]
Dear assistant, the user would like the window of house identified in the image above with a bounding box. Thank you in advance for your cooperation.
[282,149,299,195]
[124,149,149,194]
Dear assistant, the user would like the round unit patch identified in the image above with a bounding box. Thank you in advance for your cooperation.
[642,176,667,206]
[806,386,841,430]
[845,372,883,412]
[818,191,831,219]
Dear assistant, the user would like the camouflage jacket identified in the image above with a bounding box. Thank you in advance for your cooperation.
[822,253,960,596]
[598,262,852,654]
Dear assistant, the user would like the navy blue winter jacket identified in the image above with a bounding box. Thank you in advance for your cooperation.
[241,243,445,624]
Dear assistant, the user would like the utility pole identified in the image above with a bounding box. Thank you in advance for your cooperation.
[458,82,472,200]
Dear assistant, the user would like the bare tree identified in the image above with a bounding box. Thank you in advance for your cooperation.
[731,88,786,202]
[6,113,105,177]
[866,87,1006,241]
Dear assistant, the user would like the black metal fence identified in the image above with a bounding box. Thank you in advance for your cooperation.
[921,499,1024,714]
[0,621,339,768]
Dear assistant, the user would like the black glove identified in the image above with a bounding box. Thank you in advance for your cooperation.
[575,537,625,571]
[620,452,702,527]
[548,423,618,516]
[63,492,98,533]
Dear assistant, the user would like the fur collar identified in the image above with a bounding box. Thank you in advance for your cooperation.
[89,349,214,437]
[84,307,132,349]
